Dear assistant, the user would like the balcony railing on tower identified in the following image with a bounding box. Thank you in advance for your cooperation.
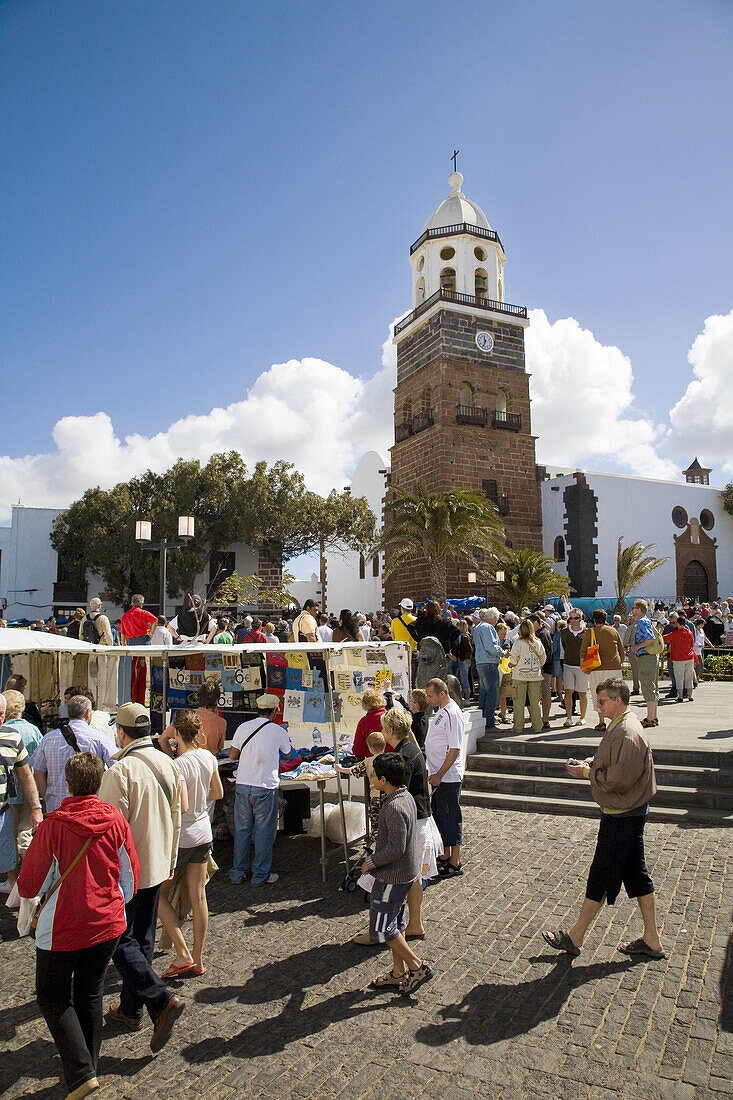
[394,288,527,337]
[456,404,488,427]
[394,409,435,441]
[492,410,522,431]
[409,221,504,256]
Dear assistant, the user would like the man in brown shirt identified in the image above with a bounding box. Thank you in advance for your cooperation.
[541,678,665,961]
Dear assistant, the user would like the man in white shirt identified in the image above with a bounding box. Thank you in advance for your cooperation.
[317,614,333,643]
[425,678,465,878]
[228,694,292,886]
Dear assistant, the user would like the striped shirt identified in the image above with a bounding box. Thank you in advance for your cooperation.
[0,726,29,809]
[30,721,115,812]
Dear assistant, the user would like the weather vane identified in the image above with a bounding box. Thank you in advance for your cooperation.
[451,149,460,172]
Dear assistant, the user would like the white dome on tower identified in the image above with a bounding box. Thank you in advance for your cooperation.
[421,172,492,233]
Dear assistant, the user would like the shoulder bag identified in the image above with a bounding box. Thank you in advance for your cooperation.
[581,628,602,673]
[30,835,95,938]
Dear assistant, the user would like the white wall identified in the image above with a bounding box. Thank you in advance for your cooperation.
[0,506,60,621]
[324,450,389,615]
[542,469,733,600]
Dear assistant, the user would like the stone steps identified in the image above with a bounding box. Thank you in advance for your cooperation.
[462,734,733,826]
[460,787,733,826]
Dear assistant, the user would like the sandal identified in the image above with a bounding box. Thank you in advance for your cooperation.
[562,718,573,728]
[619,937,666,960]
[162,960,195,979]
[542,929,580,957]
[445,862,463,877]
[370,968,407,989]
[399,963,434,993]
[641,718,654,728]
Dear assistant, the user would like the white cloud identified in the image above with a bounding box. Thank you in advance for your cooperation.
[525,309,678,479]
[668,308,733,479]
[0,334,398,523]
[5,306,729,527]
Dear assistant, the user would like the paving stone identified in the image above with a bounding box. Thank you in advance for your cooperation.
[1,806,732,1100]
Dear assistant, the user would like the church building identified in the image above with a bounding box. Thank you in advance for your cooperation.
[383,170,543,608]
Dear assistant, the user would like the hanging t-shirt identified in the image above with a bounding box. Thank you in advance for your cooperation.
[176,749,217,848]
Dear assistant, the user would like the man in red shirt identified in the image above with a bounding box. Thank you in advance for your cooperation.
[240,617,267,644]
[668,616,696,703]
[121,595,157,645]
[121,595,158,705]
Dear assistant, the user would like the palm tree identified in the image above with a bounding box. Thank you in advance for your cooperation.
[489,548,571,610]
[613,539,669,622]
[374,483,504,606]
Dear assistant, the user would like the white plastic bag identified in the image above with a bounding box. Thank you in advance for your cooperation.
[16,893,40,938]
[307,803,338,838]
[325,801,366,844]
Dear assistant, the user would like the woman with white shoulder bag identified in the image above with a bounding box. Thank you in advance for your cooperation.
[508,619,547,734]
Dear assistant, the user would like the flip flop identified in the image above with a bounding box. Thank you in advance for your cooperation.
[162,960,196,979]
[542,929,580,957]
[619,938,666,959]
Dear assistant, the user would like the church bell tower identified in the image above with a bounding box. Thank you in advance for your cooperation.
[385,170,543,606]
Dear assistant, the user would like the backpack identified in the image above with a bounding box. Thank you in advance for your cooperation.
[645,623,665,656]
[81,614,100,645]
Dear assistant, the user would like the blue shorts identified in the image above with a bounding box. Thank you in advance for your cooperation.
[431,781,463,847]
[369,880,411,943]
[0,810,17,875]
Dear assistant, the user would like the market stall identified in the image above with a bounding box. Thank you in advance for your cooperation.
[0,632,412,882]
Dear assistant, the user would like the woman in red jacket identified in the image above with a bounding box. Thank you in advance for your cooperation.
[18,753,139,1100]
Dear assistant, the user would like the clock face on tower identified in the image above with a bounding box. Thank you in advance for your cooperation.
[475,330,494,353]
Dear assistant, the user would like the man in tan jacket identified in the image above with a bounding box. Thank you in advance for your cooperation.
[541,678,665,961]
[99,703,186,1053]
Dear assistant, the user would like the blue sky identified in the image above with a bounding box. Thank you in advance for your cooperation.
[2,0,732,529]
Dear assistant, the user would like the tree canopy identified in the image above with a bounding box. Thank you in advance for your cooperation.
[488,548,571,610]
[373,482,504,606]
[51,453,376,607]
[722,482,733,519]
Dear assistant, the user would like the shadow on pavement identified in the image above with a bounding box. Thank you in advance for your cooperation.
[414,957,633,1047]
[701,728,733,739]
[182,986,401,1063]
[195,941,348,1006]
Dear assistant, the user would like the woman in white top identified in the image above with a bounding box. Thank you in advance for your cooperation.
[508,619,547,734]
[158,711,223,978]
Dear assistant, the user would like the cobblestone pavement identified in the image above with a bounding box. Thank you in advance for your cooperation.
[1,807,732,1099]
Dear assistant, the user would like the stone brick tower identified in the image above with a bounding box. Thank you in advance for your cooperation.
[385,171,543,608]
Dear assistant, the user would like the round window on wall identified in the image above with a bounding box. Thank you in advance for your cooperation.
[440,246,455,261]
[474,246,486,261]
[672,506,688,529]
[700,509,715,530]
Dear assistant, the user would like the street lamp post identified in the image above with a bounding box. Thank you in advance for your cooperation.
[135,516,195,616]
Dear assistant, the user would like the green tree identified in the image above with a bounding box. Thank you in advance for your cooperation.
[722,482,733,518]
[613,538,669,622]
[488,548,571,610]
[373,482,504,606]
[51,454,376,609]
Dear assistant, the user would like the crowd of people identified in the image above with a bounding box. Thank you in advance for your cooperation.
[1,588,729,1097]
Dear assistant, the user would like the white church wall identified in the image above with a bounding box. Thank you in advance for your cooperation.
[324,451,388,614]
[542,470,733,600]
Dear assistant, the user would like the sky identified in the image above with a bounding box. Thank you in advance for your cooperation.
[2,0,733,567]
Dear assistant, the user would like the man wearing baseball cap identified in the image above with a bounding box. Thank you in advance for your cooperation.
[99,703,185,1053]
[390,599,417,652]
[228,694,293,886]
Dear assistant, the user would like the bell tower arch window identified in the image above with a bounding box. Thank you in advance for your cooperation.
[416,276,425,303]
[474,268,488,301]
[440,267,456,292]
